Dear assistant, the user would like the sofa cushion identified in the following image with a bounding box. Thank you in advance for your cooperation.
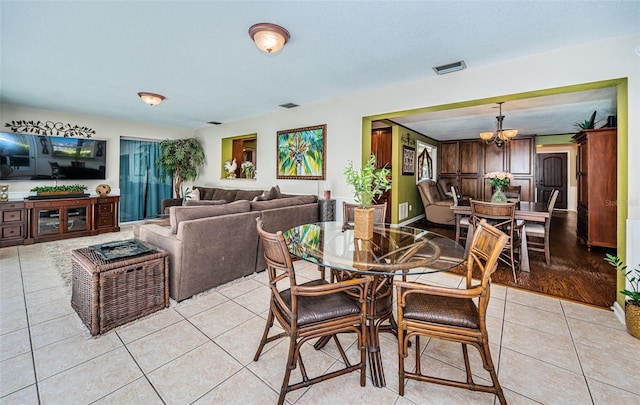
[250,195,317,211]
[185,199,227,207]
[212,188,238,202]
[170,200,250,233]
[234,189,264,201]
[196,187,216,200]
[264,185,282,200]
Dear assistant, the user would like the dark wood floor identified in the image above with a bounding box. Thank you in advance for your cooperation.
[414,211,617,308]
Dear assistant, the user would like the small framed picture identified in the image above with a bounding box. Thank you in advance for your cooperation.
[402,145,415,175]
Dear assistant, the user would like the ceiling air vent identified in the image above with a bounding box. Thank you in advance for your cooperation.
[279,103,299,109]
[433,60,466,75]
[207,121,222,125]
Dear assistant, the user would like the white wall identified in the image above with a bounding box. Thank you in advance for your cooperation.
[0,105,191,197]
[195,33,640,221]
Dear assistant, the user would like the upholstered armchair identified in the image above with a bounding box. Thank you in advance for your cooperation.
[417,180,455,225]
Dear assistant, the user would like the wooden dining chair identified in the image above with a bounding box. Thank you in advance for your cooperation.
[502,185,522,203]
[470,200,522,282]
[526,189,559,265]
[395,219,509,404]
[253,219,370,405]
[451,186,470,245]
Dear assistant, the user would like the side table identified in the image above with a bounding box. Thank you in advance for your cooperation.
[318,199,336,221]
[71,244,169,335]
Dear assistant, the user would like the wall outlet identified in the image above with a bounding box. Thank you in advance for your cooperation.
[409,204,412,211]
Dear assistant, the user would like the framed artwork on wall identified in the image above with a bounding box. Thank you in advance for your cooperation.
[276,124,326,180]
[402,145,415,175]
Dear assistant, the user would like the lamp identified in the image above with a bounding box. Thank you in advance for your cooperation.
[248,23,290,54]
[137,92,165,106]
[479,102,518,147]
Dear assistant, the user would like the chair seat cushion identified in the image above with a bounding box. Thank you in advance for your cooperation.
[459,217,470,225]
[404,293,479,329]
[525,223,545,236]
[279,279,362,326]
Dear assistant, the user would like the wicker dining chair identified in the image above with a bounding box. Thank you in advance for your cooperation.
[253,219,371,405]
[526,189,559,265]
[451,186,470,245]
[395,219,509,405]
[470,200,522,282]
[342,201,387,225]
[502,185,522,203]
[328,201,396,338]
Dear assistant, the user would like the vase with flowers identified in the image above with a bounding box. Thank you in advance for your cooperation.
[241,161,255,179]
[485,171,514,203]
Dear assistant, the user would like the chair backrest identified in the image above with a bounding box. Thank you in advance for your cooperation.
[343,201,387,224]
[437,178,453,200]
[450,186,459,206]
[256,218,297,301]
[547,189,560,213]
[466,219,510,299]
[470,200,517,240]
[502,185,521,202]
[417,180,441,205]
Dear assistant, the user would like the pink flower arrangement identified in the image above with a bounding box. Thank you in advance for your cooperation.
[485,171,514,188]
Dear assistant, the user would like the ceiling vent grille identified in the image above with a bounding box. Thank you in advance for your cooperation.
[279,102,299,109]
[207,121,222,125]
[433,60,466,75]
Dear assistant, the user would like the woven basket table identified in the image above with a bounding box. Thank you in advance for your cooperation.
[71,245,169,336]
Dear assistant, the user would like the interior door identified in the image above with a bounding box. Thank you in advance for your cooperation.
[536,152,567,209]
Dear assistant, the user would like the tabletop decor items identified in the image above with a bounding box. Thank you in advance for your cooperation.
[96,183,111,196]
[605,254,640,339]
[224,158,237,179]
[0,184,8,201]
[241,161,254,178]
[30,184,88,196]
[344,154,391,239]
[485,171,514,203]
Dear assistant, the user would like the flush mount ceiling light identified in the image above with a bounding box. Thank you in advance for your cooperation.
[479,102,518,148]
[137,92,165,106]
[248,23,290,54]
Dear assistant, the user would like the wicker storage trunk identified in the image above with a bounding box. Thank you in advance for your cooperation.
[71,246,169,336]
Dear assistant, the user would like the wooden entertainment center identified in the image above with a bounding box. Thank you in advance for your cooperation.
[0,195,120,247]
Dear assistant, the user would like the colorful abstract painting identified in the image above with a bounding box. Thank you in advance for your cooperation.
[277,124,326,179]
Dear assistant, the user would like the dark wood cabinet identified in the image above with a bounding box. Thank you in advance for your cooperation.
[481,137,535,201]
[438,140,483,199]
[573,128,617,249]
[0,201,27,247]
[21,196,120,244]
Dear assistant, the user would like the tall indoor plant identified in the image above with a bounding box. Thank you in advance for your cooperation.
[344,155,391,239]
[605,253,640,339]
[156,138,205,199]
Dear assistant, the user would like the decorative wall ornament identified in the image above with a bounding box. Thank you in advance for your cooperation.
[4,120,95,138]
[401,132,414,145]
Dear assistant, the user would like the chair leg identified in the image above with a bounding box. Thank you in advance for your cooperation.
[398,327,407,396]
[477,341,507,405]
[544,235,551,265]
[278,338,298,405]
[254,304,275,361]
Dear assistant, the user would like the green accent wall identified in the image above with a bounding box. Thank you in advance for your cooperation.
[535,134,575,145]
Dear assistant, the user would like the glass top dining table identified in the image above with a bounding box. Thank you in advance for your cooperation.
[282,221,467,276]
[282,221,466,388]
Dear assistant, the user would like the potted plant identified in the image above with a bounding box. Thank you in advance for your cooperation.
[156,138,205,199]
[604,253,640,339]
[30,184,88,196]
[344,155,391,239]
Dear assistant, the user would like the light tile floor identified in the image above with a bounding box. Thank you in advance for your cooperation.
[1,241,639,404]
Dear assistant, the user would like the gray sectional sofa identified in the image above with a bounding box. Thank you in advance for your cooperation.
[137,187,319,301]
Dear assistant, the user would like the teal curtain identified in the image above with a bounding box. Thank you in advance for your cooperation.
[119,139,172,222]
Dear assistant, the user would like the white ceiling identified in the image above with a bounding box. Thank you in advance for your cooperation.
[1,1,638,132]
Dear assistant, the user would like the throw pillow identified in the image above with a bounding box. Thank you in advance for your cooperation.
[265,185,282,200]
[191,188,201,201]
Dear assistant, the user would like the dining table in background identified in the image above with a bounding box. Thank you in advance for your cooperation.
[282,221,466,388]
[450,201,550,272]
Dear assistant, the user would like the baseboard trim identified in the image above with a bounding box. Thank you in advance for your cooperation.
[612,301,626,325]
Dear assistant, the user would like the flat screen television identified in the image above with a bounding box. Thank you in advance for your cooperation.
[0,132,107,181]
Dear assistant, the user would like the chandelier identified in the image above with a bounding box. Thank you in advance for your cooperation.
[479,102,518,147]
